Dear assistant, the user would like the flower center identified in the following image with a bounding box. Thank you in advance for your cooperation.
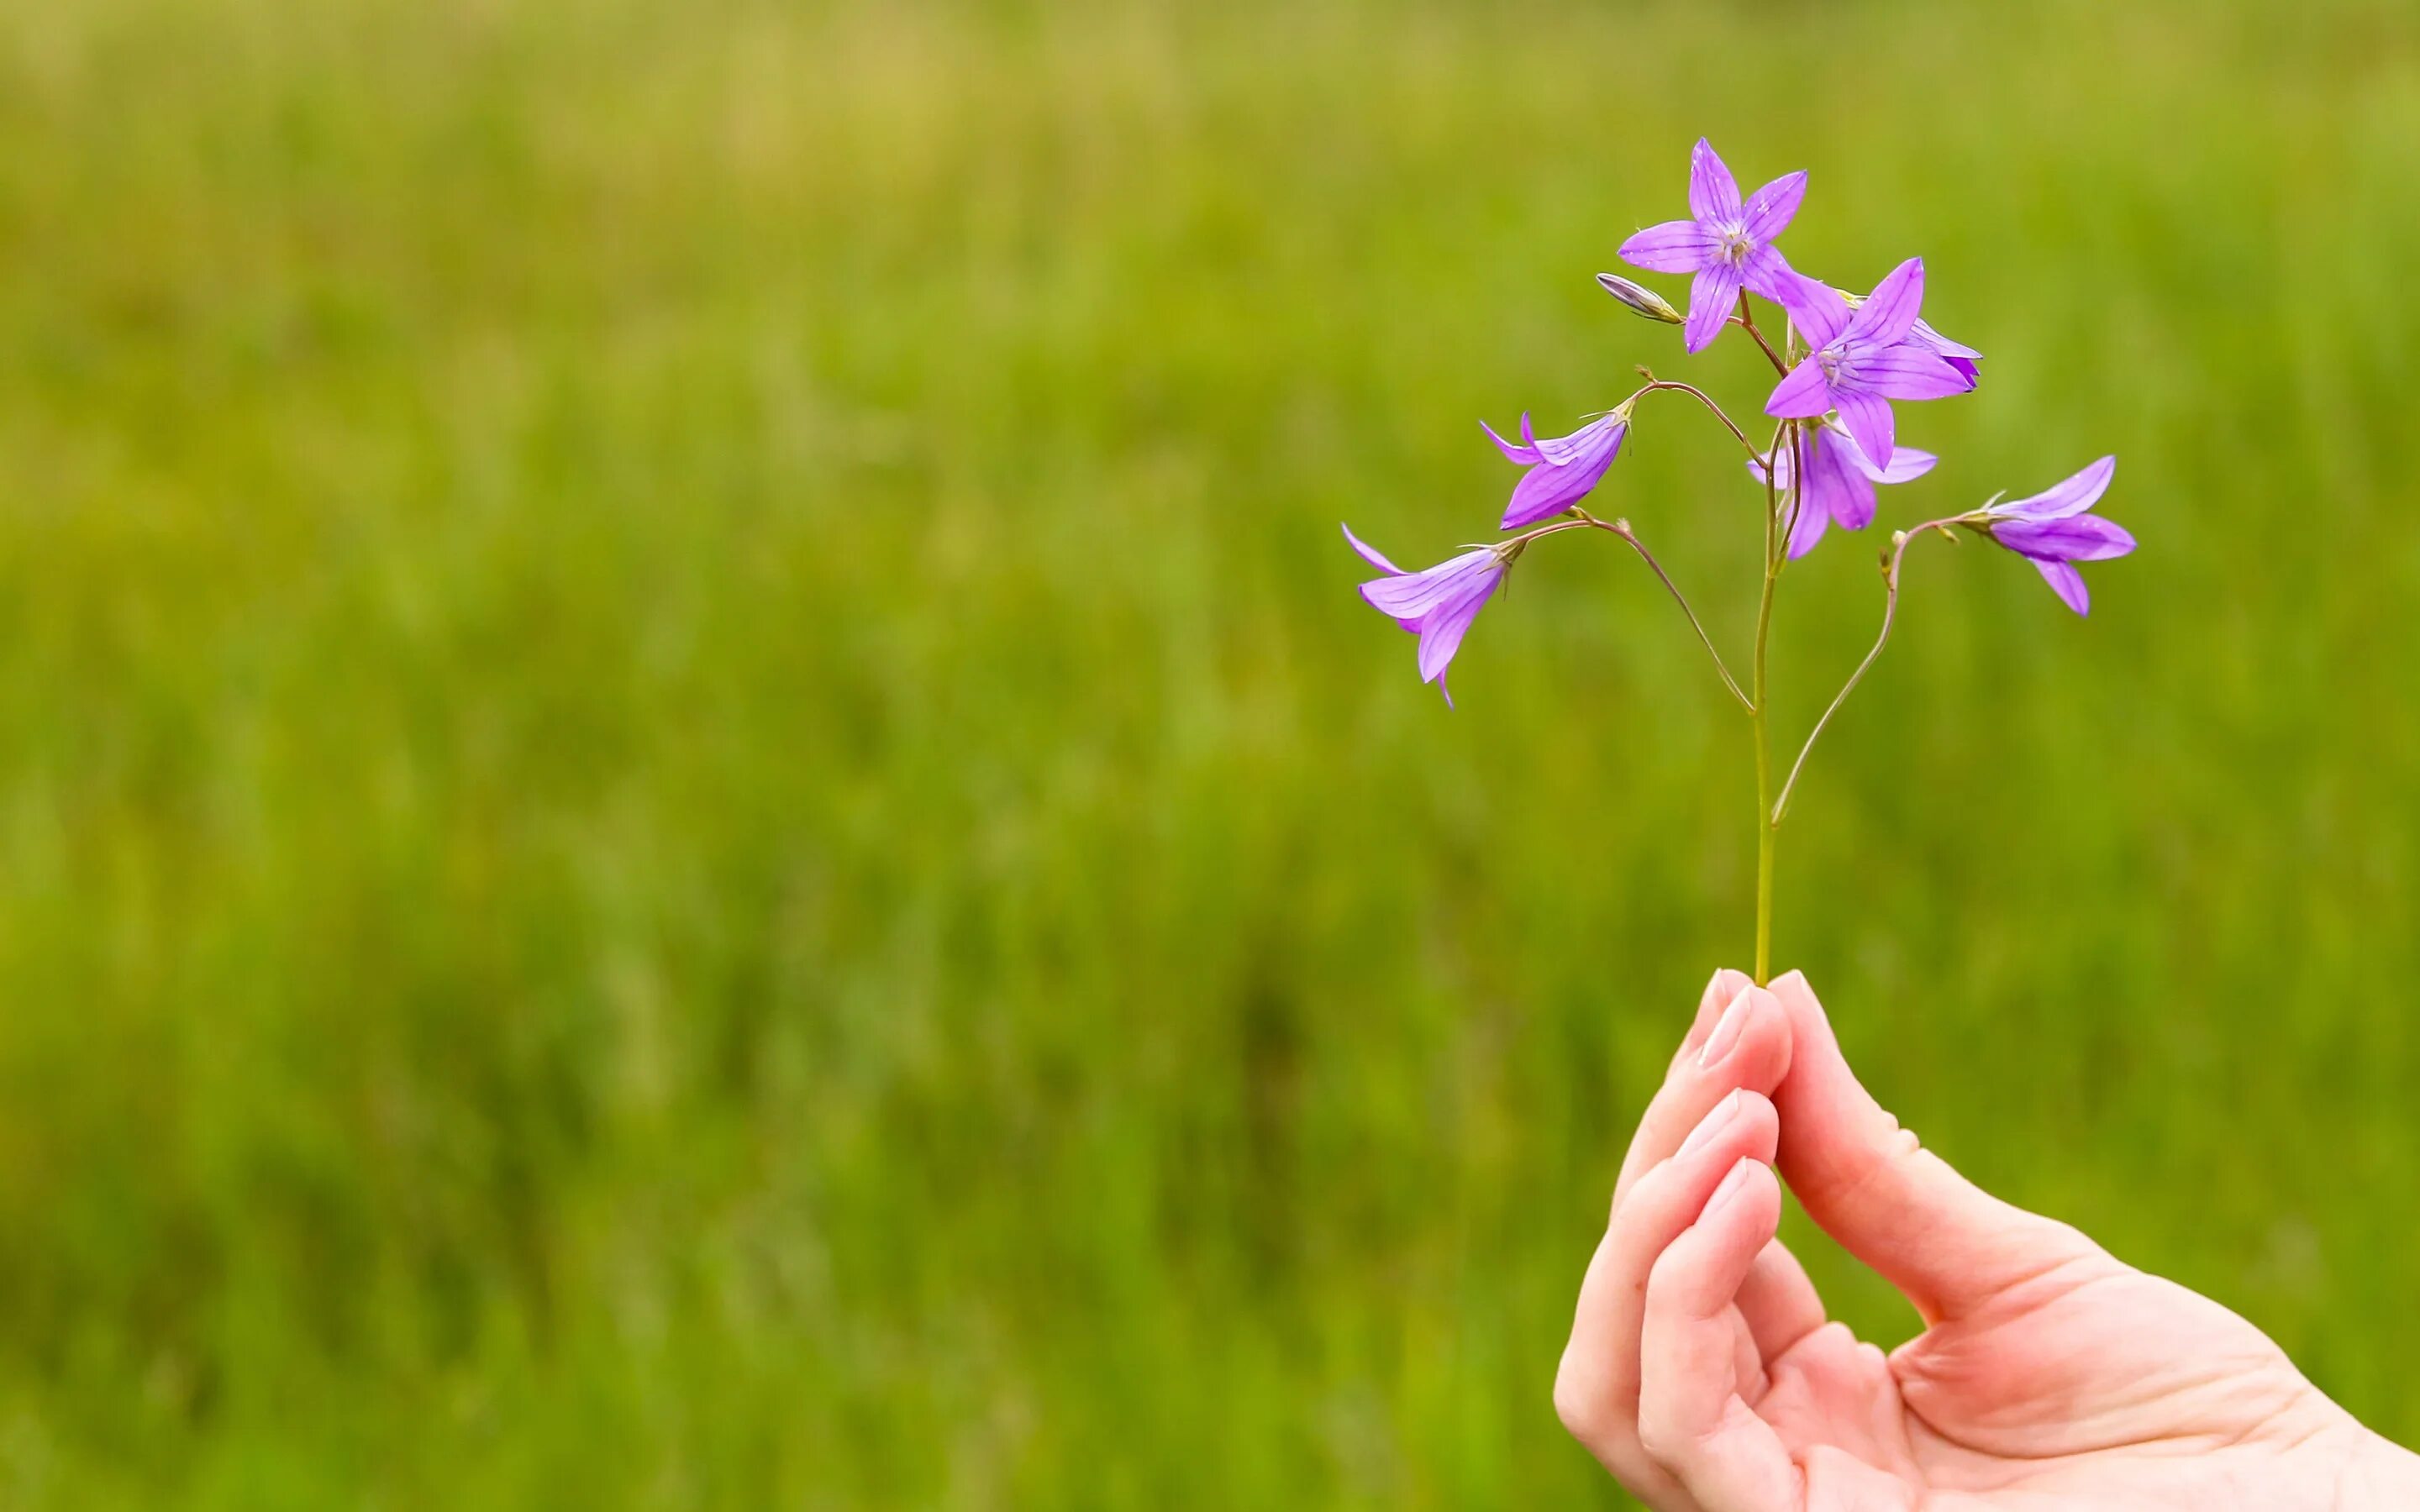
[1718,224,1754,265]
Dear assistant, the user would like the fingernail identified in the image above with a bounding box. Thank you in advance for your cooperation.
[1677,1089,1741,1158]
[1705,1157,1758,1216]
[1697,987,1754,1068]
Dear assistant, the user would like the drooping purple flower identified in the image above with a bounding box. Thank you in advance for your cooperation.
[1765,260,1970,469]
[1618,139,1807,354]
[1974,455,2133,615]
[1344,524,1508,706]
[1480,410,1628,530]
[1908,318,1983,387]
[1749,420,1938,559]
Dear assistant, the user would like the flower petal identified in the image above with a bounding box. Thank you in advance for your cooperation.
[1786,490,1832,558]
[1764,358,1833,419]
[1342,522,1406,575]
[1619,220,1718,275]
[1784,276,1851,350]
[1847,343,1971,402]
[1739,243,1800,308]
[1807,427,1878,532]
[1502,417,1624,529]
[1361,550,1498,620]
[1844,257,1925,348]
[1687,138,1742,223]
[1531,412,1624,469]
[1416,573,1499,685]
[2031,557,2091,616]
[1684,262,1742,354]
[2000,455,2117,521]
[1844,435,1937,485]
[1910,318,1981,362]
[1994,514,2137,562]
[1833,388,1896,470]
[1740,171,1807,244]
[1481,415,1544,465]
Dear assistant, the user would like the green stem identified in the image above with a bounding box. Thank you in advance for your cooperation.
[1749,420,1789,984]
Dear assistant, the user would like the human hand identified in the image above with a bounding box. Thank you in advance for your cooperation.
[1555,969,2420,1509]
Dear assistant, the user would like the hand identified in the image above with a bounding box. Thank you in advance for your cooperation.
[1555,969,2420,1509]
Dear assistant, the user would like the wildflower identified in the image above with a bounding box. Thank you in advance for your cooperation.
[1481,409,1628,530]
[1619,139,1808,354]
[1749,420,1938,558]
[1909,318,1983,387]
[1972,455,2133,615]
[1344,525,1509,705]
[1796,277,1983,391]
[1765,259,1969,468]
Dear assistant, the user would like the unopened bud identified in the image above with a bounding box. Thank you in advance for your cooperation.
[1597,273,1683,325]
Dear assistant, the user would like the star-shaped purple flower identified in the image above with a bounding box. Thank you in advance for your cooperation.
[1749,419,1938,559]
[1975,455,2133,615]
[1344,525,1508,706]
[1765,259,1970,470]
[1481,410,1628,530]
[1618,139,1807,354]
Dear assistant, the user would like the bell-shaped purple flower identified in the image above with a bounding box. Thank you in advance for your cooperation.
[1344,524,1508,706]
[1481,410,1628,530]
[1765,259,1970,469]
[1976,455,2133,615]
[1908,318,1983,387]
[1618,139,1807,354]
[1749,420,1938,559]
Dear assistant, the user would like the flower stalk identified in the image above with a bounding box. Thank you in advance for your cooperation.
[1344,138,2134,990]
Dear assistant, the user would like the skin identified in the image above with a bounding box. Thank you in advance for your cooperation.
[1555,969,2420,1510]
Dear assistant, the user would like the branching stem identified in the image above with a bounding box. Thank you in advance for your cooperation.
[1574,512,1751,711]
[1770,517,1970,824]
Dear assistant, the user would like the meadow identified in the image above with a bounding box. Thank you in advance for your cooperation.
[0,0,2417,1504]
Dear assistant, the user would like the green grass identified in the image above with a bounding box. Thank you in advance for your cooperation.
[0,0,2417,1503]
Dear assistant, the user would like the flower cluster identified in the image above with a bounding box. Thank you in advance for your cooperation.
[1341,139,2137,977]
[1345,137,2135,702]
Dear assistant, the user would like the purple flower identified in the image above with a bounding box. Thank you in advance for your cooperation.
[1618,139,1807,354]
[1975,455,2133,615]
[1909,318,1983,387]
[1480,410,1628,530]
[1749,420,1938,559]
[1344,524,1508,706]
[1765,259,1970,469]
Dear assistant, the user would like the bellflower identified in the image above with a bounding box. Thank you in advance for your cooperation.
[1344,524,1508,706]
[1765,260,1970,468]
[1909,318,1983,387]
[1618,139,1807,354]
[1974,455,2133,615]
[1749,420,1937,559]
[1481,409,1628,530]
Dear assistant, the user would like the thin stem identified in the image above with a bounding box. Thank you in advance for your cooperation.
[1632,379,1758,459]
[1733,291,1790,376]
[1769,518,1965,824]
[1575,512,1751,711]
[1773,422,1809,574]
[1749,421,1788,984]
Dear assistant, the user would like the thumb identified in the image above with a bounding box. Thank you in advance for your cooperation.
[1767,970,2106,1325]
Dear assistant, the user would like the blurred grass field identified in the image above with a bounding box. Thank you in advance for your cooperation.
[2,0,2418,1504]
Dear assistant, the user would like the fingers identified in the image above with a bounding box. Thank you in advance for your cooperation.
[1766,969,2107,1325]
[1557,1085,1781,1499]
[1638,1157,1804,1510]
[1733,1240,1826,1366]
[1615,971,1788,1209]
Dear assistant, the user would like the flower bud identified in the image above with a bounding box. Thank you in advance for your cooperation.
[1597,273,1683,325]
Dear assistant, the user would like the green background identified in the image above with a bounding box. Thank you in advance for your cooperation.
[2,0,2415,1504]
